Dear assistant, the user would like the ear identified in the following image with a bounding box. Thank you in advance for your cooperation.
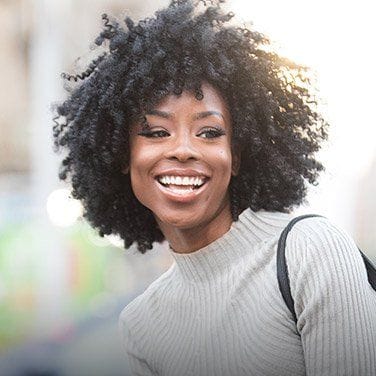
[122,165,129,175]
[231,147,241,176]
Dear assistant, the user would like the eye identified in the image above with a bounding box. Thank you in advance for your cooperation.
[137,129,170,138]
[197,127,226,139]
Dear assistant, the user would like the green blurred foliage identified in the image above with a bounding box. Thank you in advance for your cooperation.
[0,221,123,351]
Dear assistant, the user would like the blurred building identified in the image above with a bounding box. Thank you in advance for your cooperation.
[0,0,166,198]
[0,0,30,174]
[355,156,376,260]
[0,2,172,373]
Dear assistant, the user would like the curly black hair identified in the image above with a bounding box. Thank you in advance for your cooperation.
[53,0,328,253]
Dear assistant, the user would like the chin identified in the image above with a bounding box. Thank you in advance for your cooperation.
[156,209,206,230]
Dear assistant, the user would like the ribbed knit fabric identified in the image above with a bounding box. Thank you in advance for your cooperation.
[119,208,376,376]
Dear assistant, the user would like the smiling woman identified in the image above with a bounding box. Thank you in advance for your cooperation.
[128,83,239,253]
[52,0,376,375]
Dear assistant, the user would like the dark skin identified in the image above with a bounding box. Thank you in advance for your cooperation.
[127,83,241,253]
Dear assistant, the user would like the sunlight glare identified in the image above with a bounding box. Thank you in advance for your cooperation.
[46,188,83,227]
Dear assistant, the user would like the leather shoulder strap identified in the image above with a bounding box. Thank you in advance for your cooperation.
[359,251,376,290]
[276,214,323,324]
[277,214,376,325]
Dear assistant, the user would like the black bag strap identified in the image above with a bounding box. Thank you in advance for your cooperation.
[360,251,376,290]
[276,214,322,323]
[277,214,376,324]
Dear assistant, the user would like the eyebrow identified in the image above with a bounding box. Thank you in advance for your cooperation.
[145,110,224,121]
[145,110,171,119]
[193,111,224,121]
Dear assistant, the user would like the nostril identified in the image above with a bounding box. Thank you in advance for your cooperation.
[168,155,197,162]
[168,149,200,162]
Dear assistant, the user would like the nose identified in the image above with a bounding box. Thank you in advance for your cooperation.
[164,132,201,162]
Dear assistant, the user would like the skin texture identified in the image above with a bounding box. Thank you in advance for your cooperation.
[128,83,240,253]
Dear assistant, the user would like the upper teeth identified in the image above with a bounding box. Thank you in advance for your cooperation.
[158,176,205,186]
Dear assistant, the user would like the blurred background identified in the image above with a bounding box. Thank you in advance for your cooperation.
[0,0,375,375]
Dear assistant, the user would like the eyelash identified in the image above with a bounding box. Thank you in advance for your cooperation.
[137,127,226,139]
[199,128,226,139]
[138,130,169,138]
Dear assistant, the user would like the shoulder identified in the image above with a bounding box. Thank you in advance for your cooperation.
[283,215,372,295]
[286,215,351,240]
[285,215,359,260]
[119,264,176,330]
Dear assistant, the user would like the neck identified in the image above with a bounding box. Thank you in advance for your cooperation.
[156,201,233,254]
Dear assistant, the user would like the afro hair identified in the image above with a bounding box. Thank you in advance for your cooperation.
[53,0,328,253]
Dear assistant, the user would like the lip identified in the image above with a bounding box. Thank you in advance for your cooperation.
[155,177,209,203]
[154,168,210,179]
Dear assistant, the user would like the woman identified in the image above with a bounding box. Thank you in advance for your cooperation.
[53,0,376,375]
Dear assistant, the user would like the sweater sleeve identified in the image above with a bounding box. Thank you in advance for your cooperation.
[286,218,376,376]
[118,311,155,376]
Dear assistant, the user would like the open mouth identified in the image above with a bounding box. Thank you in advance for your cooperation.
[156,175,208,193]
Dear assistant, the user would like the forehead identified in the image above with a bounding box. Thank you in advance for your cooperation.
[151,83,230,120]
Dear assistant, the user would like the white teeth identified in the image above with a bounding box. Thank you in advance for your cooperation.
[157,175,205,186]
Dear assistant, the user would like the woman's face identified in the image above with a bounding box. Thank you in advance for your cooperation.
[128,82,240,234]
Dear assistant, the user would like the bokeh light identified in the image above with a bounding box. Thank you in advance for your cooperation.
[46,188,83,227]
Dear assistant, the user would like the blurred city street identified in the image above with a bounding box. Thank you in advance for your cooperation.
[0,295,132,376]
[1,0,375,375]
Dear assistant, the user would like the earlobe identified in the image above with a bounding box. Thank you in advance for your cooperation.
[122,165,130,175]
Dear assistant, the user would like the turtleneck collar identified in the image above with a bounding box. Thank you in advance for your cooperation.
[168,207,292,283]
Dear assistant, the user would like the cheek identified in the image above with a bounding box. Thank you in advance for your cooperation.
[129,140,156,175]
[129,165,154,209]
[128,143,152,200]
[216,147,233,172]
[128,143,167,208]
[207,147,233,194]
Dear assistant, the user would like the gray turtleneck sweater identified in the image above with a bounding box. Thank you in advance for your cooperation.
[119,208,376,375]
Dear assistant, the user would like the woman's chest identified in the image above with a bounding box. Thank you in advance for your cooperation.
[147,266,305,376]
